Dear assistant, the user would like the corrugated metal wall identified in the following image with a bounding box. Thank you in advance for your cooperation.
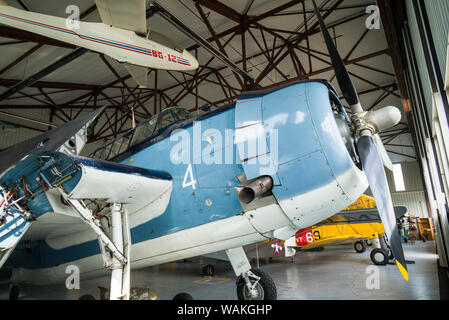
[0,127,39,150]
[392,191,428,218]
[386,161,425,192]
[405,0,434,121]
[423,0,449,83]
[367,161,430,217]
[388,162,429,217]
[0,108,51,150]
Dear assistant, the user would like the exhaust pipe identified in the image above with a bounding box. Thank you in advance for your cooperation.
[238,176,274,204]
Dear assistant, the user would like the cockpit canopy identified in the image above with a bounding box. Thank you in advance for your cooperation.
[90,107,191,161]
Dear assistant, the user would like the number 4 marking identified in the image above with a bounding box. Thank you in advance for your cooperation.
[182,164,197,190]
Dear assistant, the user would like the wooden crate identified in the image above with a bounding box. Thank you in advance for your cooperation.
[418,218,435,240]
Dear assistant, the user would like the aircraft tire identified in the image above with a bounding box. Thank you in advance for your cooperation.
[354,241,366,253]
[173,292,194,300]
[78,294,95,300]
[9,284,19,300]
[236,268,277,300]
[202,264,215,276]
[370,248,389,265]
[388,250,394,260]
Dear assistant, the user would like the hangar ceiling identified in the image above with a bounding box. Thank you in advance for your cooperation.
[0,0,416,162]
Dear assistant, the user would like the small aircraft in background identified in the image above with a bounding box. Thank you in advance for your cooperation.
[285,200,408,266]
[0,0,199,87]
[0,1,408,300]
[200,196,408,276]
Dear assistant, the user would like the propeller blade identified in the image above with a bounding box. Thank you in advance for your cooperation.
[373,134,394,171]
[357,135,409,281]
[311,0,361,112]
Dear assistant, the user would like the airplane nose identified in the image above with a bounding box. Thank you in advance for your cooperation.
[184,50,199,70]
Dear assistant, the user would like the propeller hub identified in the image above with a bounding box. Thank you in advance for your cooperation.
[352,106,402,138]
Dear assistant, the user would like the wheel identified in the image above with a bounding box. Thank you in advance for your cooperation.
[9,284,19,300]
[370,248,389,265]
[388,250,394,260]
[173,292,193,300]
[202,264,215,276]
[236,268,277,300]
[354,241,366,253]
[78,294,95,300]
[365,239,372,246]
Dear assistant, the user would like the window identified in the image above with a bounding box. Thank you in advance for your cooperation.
[172,108,191,121]
[393,163,406,192]
[156,110,175,131]
[130,117,158,147]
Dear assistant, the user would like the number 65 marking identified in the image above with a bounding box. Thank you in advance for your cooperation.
[182,164,197,190]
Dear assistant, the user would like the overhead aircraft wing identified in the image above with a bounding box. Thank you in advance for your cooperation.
[124,63,149,88]
[95,0,147,34]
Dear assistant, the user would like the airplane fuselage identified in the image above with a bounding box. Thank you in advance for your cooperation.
[6,81,369,285]
[0,5,198,71]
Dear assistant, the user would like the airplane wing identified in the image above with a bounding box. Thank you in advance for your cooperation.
[318,206,408,226]
[299,235,362,250]
[0,151,172,267]
[95,0,147,34]
[94,0,150,87]
[0,108,172,269]
[124,63,149,88]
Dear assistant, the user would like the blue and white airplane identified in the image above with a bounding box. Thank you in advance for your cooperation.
[0,2,408,300]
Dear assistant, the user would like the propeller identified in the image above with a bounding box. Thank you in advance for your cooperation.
[311,0,408,281]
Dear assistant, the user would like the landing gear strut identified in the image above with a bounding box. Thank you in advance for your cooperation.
[8,284,19,300]
[236,268,277,300]
[225,247,277,300]
[60,188,131,300]
[370,235,392,265]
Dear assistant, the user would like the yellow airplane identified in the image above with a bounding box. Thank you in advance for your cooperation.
[200,196,407,276]
[283,195,407,265]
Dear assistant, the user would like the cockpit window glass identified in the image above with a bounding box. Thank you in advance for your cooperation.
[172,108,191,121]
[91,108,192,160]
[130,116,157,147]
[156,110,175,131]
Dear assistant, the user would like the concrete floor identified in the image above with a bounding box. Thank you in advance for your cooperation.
[0,241,441,300]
